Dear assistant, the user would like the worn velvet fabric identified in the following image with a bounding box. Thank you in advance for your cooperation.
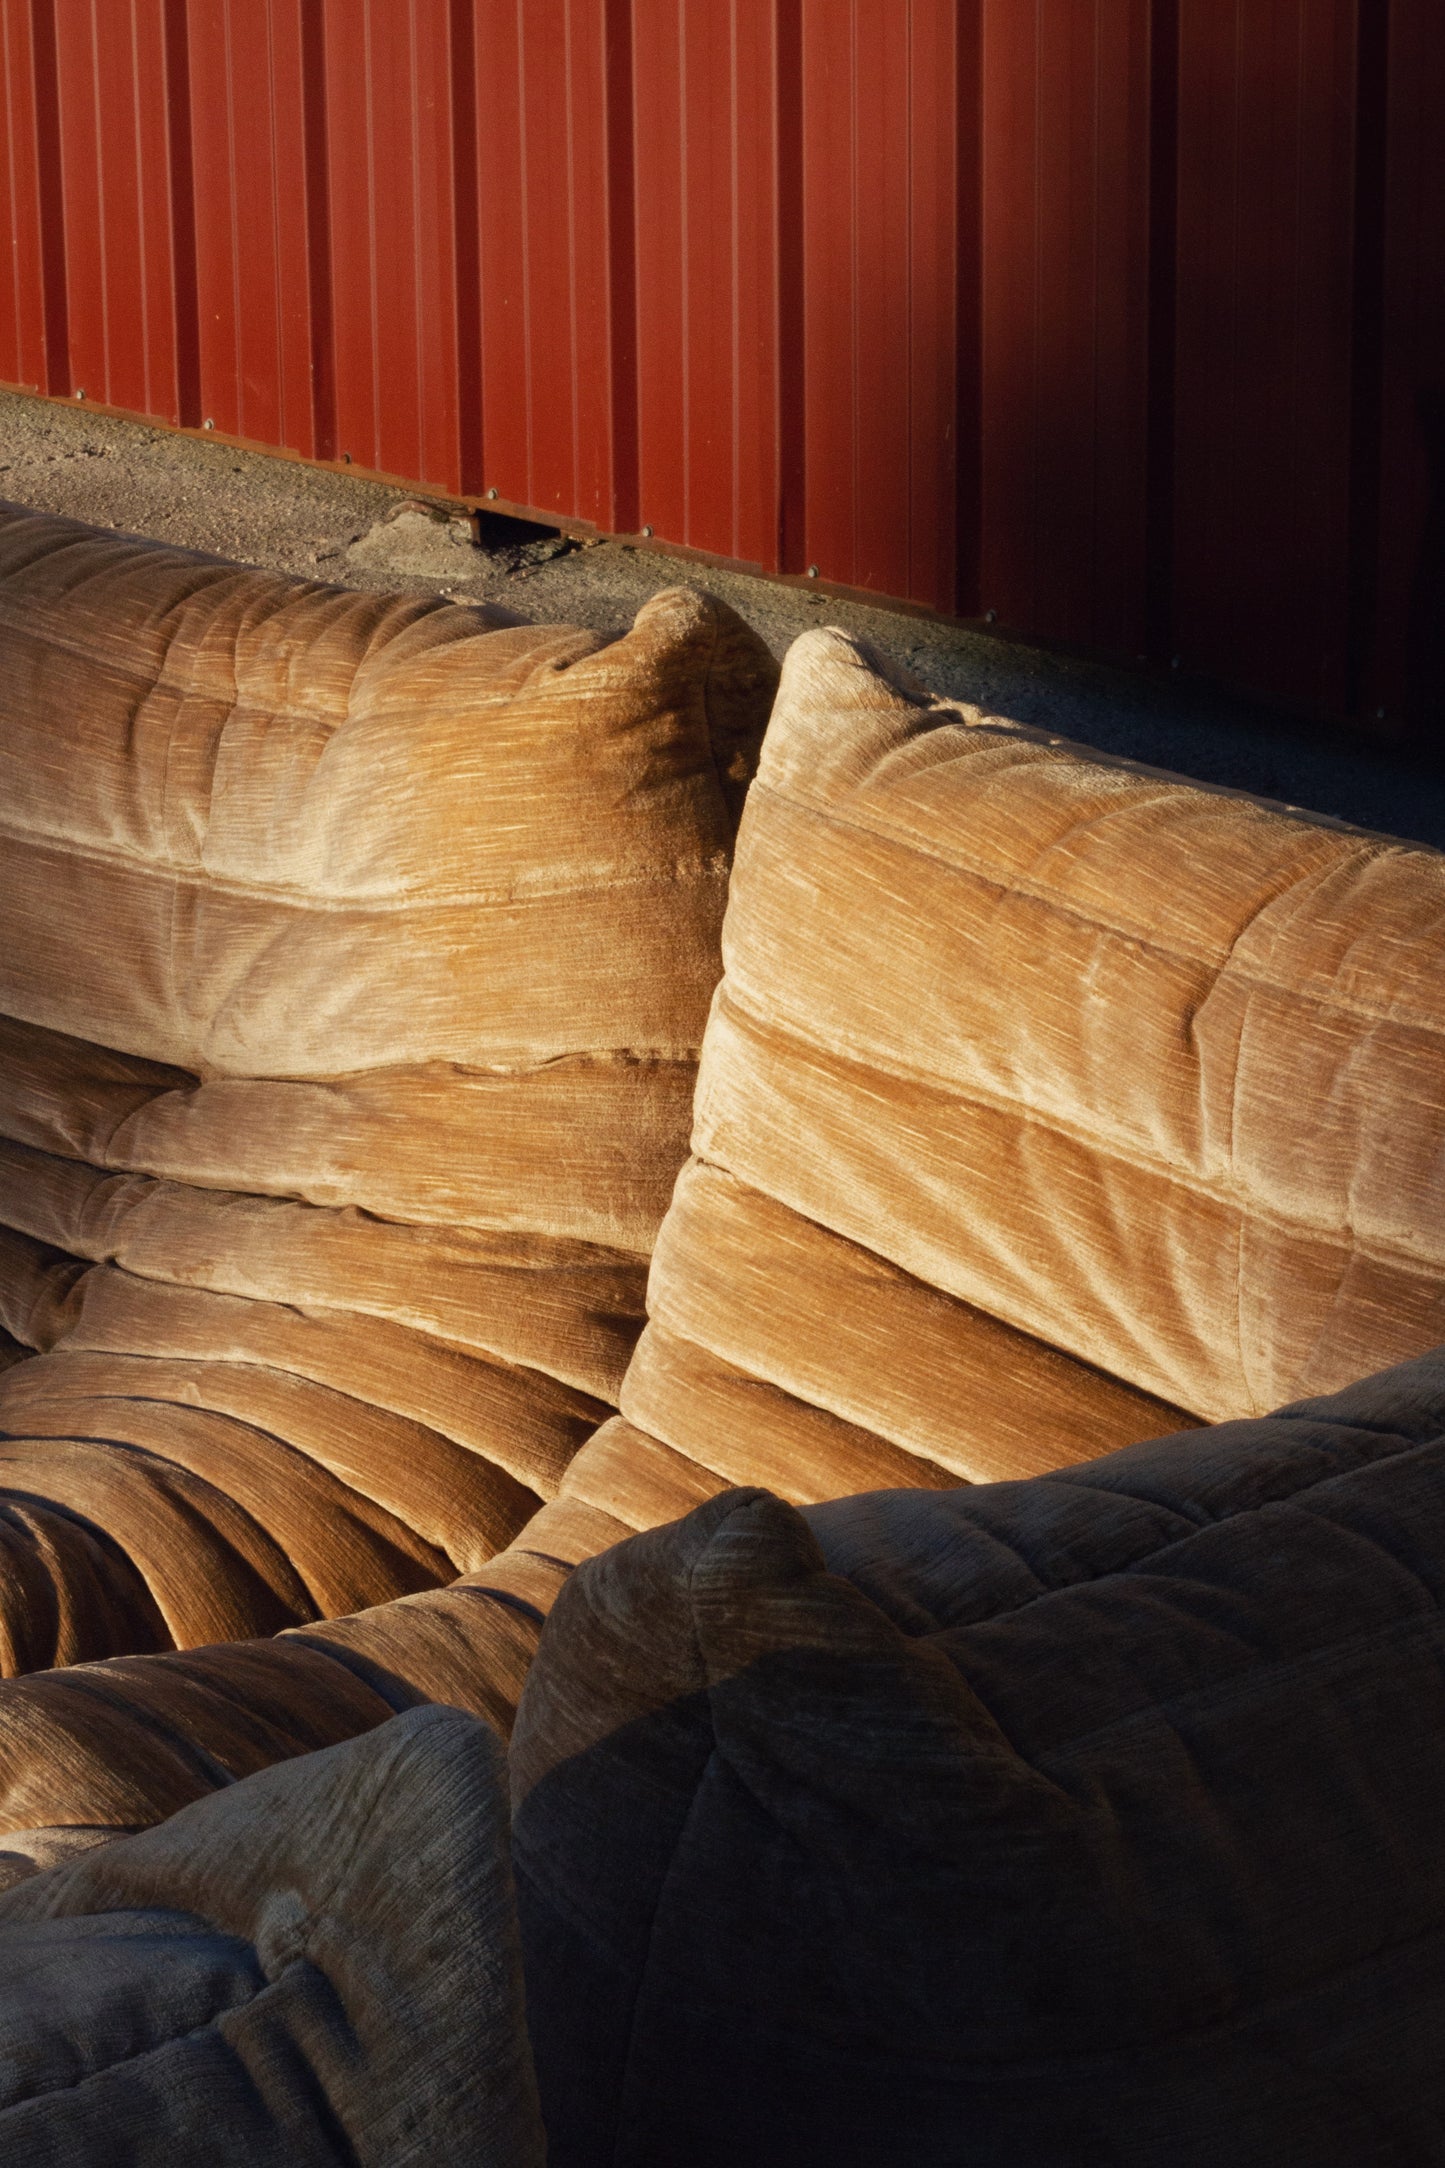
[0,504,776,1674]
[606,626,1445,1519]
[511,1350,1445,2167]
[0,1704,544,2164]
[4,613,1443,1853]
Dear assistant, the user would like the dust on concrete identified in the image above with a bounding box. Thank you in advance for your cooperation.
[2,387,1440,847]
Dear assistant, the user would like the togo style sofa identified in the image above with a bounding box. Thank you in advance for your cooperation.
[1,503,1444,2157]
[0,502,772,1687]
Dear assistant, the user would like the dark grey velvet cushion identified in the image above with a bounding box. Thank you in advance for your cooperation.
[0,1704,544,2166]
[511,1350,1445,2167]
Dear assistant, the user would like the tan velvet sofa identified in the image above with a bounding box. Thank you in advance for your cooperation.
[1,505,1443,1865]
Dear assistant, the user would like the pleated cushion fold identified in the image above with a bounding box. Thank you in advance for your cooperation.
[6,614,1443,1852]
[0,1704,544,2166]
[0,503,777,1673]
[511,1351,1445,2167]
[591,624,1445,1522]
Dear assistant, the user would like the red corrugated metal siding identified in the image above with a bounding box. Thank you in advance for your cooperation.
[188,0,321,456]
[1374,0,1445,733]
[800,1,961,605]
[1172,0,1361,714]
[52,0,196,425]
[0,0,47,392]
[477,0,631,527]
[633,0,779,568]
[325,0,464,490]
[979,0,1152,656]
[1,0,1440,734]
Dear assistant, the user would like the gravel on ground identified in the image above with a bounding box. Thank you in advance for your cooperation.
[3,387,1439,847]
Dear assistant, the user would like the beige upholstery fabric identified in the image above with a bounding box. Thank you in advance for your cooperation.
[5,620,1443,1843]
[0,1705,544,2164]
[0,505,776,1674]
[601,627,1445,1510]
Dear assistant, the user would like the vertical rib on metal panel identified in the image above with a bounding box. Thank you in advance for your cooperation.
[187,0,318,454]
[800,0,960,607]
[0,0,47,391]
[980,0,1152,655]
[633,0,780,569]
[1172,0,1360,712]
[475,0,631,528]
[905,0,962,613]
[163,0,199,425]
[1143,0,1179,662]
[774,0,805,574]
[53,0,192,422]
[449,0,483,493]
[952,0,983,618]
[323,0,462,490]
[4,0,1437,730]
[1373,0,1445,741]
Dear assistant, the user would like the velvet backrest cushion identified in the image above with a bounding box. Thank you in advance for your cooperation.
[511,1350,1445,2167]
[0,504,777,1672]
[578,625,1445,1535]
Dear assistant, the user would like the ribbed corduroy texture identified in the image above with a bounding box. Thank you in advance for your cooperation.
[3,620,1442,1851]
[0,504,777,1674]
[0,1705,544,2165]
[600,626,1445,1524]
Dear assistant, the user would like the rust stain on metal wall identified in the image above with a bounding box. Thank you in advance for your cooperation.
[1,0,1441,731]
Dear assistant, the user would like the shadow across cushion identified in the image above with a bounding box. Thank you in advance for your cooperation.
[511,1348,1445,2168]
[0,503,777,1673]
[603,623,1445,1542]
[0,1703,543,2165]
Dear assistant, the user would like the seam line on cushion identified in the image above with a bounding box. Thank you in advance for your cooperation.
[714,989,1445,1276]
[749,779,1445,1038]
[0,821,728,910]
[653,1200,1185,1411]
[629,1303,1106,1484]
[608,1497,763,2166]
[13,1668,244,1793]
[927,1443,1445,1646]
[662,1157,1210,1429]
[693,594,732,822]
[0,1400,455,1575]
[655,1898,1445,2085]
[22,1245,624,1404]
[1031,1601,1445,1771]
[44,1253,608,1393]
[0,561,396,704]
[0,1947,280,2112]
[751,776,1354,975]
[18,1303,563,1488]
[448,1582,548,1626]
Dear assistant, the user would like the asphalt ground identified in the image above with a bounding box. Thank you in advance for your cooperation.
[3,386,1441,848]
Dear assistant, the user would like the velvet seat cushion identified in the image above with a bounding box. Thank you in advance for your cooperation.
[0,1704,543,2165]
[511,1350,1445,2168]
[0,504,776,1674]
